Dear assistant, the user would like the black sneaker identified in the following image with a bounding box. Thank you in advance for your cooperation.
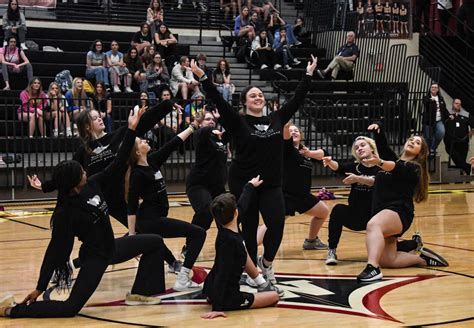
[420,247,449,267]
[357,264,383,282]
[316,69,326,80]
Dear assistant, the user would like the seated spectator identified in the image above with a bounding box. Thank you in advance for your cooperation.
[184,92,206,126]
[159,86,182,142]
[131,22,153,54]
[220,0,237,20]
[293,17,310,42]
[247,0,278,21]
[249,10,265,34]
[170,56,200,100]
[18,78,47,138]
[2,0,27,50]
[196,53,213,79]
[45,82,72,137]
[134,91,149,113]
[146,52,170,96]
[234,6,255,40]
[65,77,89,125]
[91,81,113,133]
[443,99,473,174]
[124,46,146,91]
[317,31,359,80]
[106,40,133,93]
[268,12,301,47]
[141,45,157,69]
[146,0,164,36]
[85,39,110,89]
[252,29,278,69]
[213,59,234,103]
[422,83,447,156]
[154,23,178,64]
[0,36,33,90]
[273,27,301,69]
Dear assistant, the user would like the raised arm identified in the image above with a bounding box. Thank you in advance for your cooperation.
[135,100,175,137]
[368,123,398,161]
[147,125,194,168]
[276,55,317,124]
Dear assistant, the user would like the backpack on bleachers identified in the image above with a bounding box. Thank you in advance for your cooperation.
[55,70,73,93]
[235,37,251,63]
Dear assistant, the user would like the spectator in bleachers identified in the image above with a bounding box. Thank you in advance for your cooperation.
[18,78,47,138]
[196,53,213,79]
[170,56,200,100]
[365,0,375,35]
[131,22,153,54]
[134,91,149,113]
[159,86,182,142]
[106,40,133,93]
[2,0,27,50]
[438,0,453,35]
[422,83,447,156]
[252,30,278,69]
[391,2,400,34]
[316,31,359,80]
[154,23,178,64]
[90,81,113,133]
[356,1,365,35]
[247,0,278,21]
[45,82,72,138]
[220,0,238,20]
[147,0,164,36]
[85,39,110,90]
[213,59,233,103]
[443,98,474,175]
[267,11,301,47]
[400,3,409,35]
[249,10,265,34]
[273,27,301,70]
[234,6,255,40]
[184,92,206,126]
[383,2,391,34]
[293,17,310,43]
[124,46,146,91]
[375,0,384,34]
[146,52,170,96]
[65,77,89,126]
[141,45,157,69]
[0,36,33,90]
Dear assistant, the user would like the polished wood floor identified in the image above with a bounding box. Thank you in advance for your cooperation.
[0,184,473,327]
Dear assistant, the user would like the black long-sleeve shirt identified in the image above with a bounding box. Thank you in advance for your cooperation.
[127,136,183,218]
[203,183,254,311]
[282,139,316,196]
[185,127,228,190]
[201,74,312,188]
[36,128,137,291]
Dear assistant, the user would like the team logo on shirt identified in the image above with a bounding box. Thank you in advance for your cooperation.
[154,170,163,180]
[254,124,270,132]
[86,269,442,323]
[87,195,102,207]
[92,144,110,154]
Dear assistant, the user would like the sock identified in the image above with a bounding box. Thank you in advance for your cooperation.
[180,266,191,275]
[253,274,266,286]
[262,258,272,268]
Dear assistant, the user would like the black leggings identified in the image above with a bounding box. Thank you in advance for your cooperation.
[185,184,226,246]
[328,204,418,251]
[230,179,285,264]
[10,235,165,318]
[137,213,206,270]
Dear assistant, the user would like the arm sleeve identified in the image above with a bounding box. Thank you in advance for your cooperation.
[237,183,254,215]
[275,74,312,124]
[201,77,242,135]
[373,128,398,161]
[41,179,57,193]
[148,135,183,168]
[127,171,141,216]
[335,162,357,176]
[391,160,419,181]
[36,210,74,291]
[135,99,174,137]
[211,241,236,311]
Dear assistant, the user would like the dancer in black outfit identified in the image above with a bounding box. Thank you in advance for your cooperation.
[0,109,166,319]
[202,176,279,320]
[256,123,329,250]
[191,55,318,285]
[126,124,206,291]
[323,135,421,265]
[181,110,229,256]
[357,124,448,282]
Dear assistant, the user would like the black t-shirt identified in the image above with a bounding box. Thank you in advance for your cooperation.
[203,183,254,311]
[444,114,474,141]
[128,136,183,218]
[201,74,312,188]
[36,129,136,291]
[132,31,152,44]
[282,139,315,196]
[92,94,111,114]
[186,127,228,190]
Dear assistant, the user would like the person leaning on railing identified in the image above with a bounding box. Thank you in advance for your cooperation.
[18,77,47,138]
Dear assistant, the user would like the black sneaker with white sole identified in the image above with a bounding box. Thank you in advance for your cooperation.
[420,247,449,267]
[357,264,383,282]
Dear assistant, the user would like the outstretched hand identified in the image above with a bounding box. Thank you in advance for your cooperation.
[173,103,183,115]
[27,174,42,191]
[212,108,220,120]
[367,123,380,134]
[322,156,332,167]
[201,311,227,319]
[342,172,358,185]
[128,106,146,130]
[249,175,263,188]
[190,59,205,79]
[362,153,381,166]
[306,54,318,75]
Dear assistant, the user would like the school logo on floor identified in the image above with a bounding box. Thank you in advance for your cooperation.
[87,268,442,323]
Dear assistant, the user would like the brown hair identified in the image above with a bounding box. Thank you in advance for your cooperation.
[124,139,140,202]
[401,136,430,203]
[211,193,237,226]
[76,109,102,154]
[239,85,264,114]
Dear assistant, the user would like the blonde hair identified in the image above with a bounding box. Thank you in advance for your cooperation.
[351,136,379,163]
[71,77,87,109]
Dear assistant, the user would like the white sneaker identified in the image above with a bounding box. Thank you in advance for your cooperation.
[53,129,59,138]
[173,272,201,291]
[292,59,301,65]
[273,64,282,70]
[257,256,277,284]
[260,64,268,69]
[284,65,292,70]
[113,85,121,93]
[325,248,338,265]
[125,87,133,93]
[21,43,28,51]
[0,293,16,317]
[66,128,73,138]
